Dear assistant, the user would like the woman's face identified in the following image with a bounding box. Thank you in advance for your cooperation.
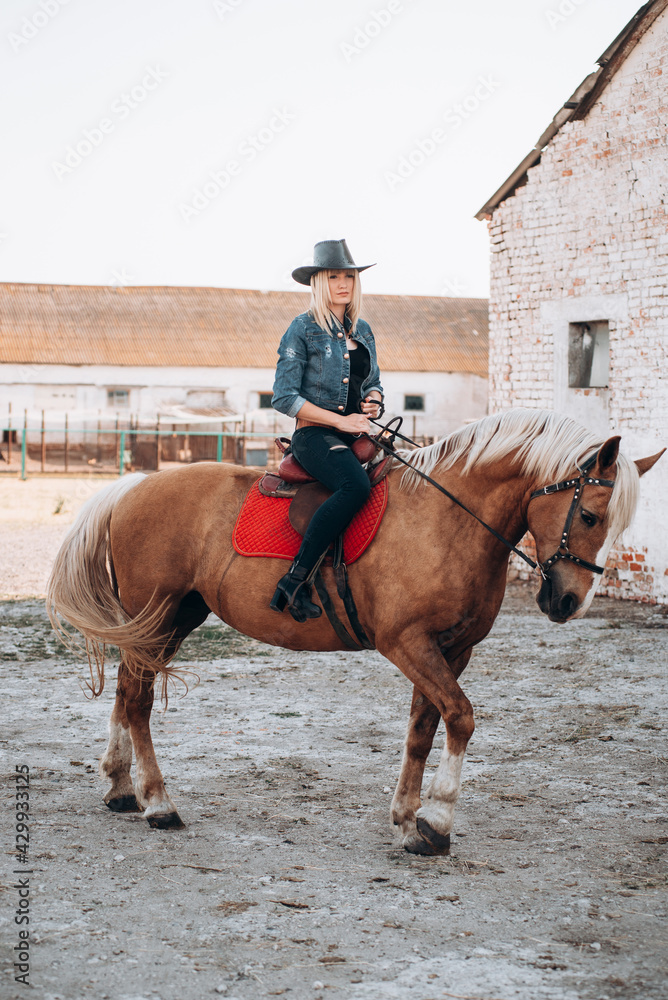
[327,269,355,306]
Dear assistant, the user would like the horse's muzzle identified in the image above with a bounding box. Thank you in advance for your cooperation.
[536,574,579,623]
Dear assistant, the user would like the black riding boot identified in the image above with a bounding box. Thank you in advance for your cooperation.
[270,562,322,623]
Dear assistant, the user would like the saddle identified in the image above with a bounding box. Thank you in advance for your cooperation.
[258,434,393,535]
[236,427,397,651]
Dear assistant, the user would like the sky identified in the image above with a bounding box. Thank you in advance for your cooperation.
[1,0,644,299]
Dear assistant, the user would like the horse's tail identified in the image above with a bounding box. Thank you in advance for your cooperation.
[46,473,172,699]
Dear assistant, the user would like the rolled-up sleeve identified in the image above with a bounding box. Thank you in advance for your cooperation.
[272,321,308,419]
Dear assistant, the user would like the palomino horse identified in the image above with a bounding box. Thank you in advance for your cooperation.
[47,410,662,855]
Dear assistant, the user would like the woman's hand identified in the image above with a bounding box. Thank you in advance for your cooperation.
[336,412,372,435]
[360,395,382,419]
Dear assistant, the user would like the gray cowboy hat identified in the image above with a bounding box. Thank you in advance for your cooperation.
[291,239,375,286]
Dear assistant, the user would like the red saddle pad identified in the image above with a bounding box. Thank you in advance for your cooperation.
[233,477,389,563]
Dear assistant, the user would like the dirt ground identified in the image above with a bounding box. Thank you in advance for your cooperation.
[0,476,118,599]
[1,572,667,1000]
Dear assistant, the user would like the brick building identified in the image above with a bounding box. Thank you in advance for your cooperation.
[476,0,668,603]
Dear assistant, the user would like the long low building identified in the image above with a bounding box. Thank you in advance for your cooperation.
[0,282,488,440]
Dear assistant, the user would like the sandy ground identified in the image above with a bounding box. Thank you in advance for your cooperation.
[0,476,117,598]
[1,581,667,1000]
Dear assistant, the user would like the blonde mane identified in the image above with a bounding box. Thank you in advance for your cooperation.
[395,409,639,540]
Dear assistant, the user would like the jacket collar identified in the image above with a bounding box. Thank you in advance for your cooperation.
[328,310,353,335]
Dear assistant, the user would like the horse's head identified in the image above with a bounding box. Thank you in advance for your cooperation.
[529,436,664,623]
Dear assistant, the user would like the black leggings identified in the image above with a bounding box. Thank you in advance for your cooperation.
[290,425,371,570]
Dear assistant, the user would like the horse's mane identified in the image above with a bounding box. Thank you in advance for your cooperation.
[394,408,639,539]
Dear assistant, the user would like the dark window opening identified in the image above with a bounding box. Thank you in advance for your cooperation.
[568,321,609,388]
[404,394,424,411]
[107,388,130,408]
[258,393,273,409]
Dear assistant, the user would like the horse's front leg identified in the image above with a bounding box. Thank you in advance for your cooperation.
[391,687,441,850]
[100,660,142,812]
[385,638,474,855]
[121,662,184,829]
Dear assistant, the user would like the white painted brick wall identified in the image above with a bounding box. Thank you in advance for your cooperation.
[486,11,668,603]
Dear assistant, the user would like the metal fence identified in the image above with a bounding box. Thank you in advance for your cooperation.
[0,417,280,480]
[1,412,438,480]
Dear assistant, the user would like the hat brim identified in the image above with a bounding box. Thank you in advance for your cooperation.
[291,263,375,286]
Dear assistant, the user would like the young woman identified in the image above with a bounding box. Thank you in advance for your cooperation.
[270,239,384,622]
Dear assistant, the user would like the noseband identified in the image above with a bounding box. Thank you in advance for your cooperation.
[529,451,616,579]
[367,416,617,582]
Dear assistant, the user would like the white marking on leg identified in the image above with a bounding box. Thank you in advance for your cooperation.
[100,717,135,801]
[575,530,614,618]
[416,748,465,836]
[133,757,178,817]
[391,770,420,839]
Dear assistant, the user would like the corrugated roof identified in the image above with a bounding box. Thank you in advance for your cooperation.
[475,0,668,220]
[0,282,488,376]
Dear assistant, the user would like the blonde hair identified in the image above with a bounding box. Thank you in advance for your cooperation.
[308,269,361,334]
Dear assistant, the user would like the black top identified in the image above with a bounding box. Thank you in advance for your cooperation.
[343,342,371,416]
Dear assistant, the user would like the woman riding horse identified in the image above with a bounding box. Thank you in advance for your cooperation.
[270,239,384,622]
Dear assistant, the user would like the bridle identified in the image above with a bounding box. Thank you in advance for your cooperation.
[365,411,616,581]
[528,452,616,578]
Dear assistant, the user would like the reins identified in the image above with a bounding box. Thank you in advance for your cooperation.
[365,414,616,580]
[367,416,538,571]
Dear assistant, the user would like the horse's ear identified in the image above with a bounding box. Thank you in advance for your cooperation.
[595,436,621,476]
[635,447,666,477]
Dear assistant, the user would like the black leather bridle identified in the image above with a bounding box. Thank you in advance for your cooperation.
[528,451,616,578]
[366,414,616,581]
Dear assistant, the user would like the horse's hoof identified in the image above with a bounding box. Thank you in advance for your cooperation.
[105,794,143,813]
[146,811,185,830]
[416,817,451,854]
[403,833,440,856]
[403,818,451,856]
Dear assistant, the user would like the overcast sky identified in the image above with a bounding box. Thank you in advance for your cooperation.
[2,0,643,298]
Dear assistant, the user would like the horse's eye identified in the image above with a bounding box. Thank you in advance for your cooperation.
[580,509,597,527]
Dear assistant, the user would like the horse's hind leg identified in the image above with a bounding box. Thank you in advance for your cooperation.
[99,591,209,827]
[117,591,210,828]
[121,661,184,828]
[100,659,141,812]
[98,650,178,825]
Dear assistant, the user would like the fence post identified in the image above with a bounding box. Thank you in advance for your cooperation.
[41,410,46,472]
[119,430,125,477]
[216,433,223,463]
[21,426,27,481]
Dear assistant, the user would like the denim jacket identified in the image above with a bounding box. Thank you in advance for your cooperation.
[272,311,384,419]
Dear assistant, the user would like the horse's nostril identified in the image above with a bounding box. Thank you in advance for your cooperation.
[558,592,577,619]
[537,577,552,610]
